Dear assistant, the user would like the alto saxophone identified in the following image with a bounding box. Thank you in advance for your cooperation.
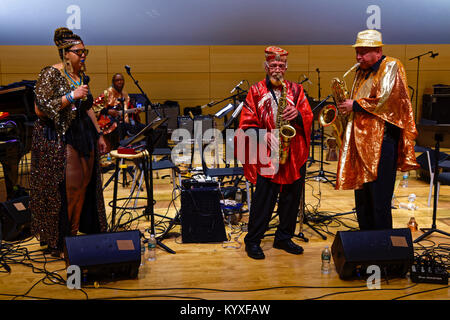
[319,63,359,148]
[277,80,296,165]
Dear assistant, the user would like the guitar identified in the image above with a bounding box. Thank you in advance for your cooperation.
[98,105,145,133]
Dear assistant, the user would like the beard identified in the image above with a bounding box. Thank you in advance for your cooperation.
[269,72,284,86]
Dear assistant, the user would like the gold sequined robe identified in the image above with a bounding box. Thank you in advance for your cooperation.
[336,56,419,190]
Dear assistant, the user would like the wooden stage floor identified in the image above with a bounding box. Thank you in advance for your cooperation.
[0,147,449,305]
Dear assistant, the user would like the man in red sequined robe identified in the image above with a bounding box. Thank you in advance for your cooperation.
[238,46,313,259]
[336,30,419,230]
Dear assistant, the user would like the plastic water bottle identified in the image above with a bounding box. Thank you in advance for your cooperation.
[407,193,418,211]
[140,237,146,266]
[147,234,156,261]
[321,246,331,274]
[401,172,409,188]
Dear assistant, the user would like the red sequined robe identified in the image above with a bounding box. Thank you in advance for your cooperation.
[238,79,313,185]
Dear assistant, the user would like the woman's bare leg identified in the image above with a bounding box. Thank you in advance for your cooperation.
[66,145,94,236]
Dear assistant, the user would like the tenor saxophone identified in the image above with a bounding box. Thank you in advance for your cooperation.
[319,63,359,148]
[277,80,296,165]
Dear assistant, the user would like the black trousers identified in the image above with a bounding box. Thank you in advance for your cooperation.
[354,134,399,230]
[244,167,305,246]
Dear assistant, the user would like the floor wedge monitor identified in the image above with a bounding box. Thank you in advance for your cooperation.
[331,228,414,280]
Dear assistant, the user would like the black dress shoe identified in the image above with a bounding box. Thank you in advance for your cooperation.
[245,243,265,260]
[273,239,304,255]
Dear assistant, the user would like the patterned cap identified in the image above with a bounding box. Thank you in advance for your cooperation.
[265,46,288,61]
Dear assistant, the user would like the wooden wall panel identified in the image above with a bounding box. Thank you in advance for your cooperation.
[106,46,210,73]
[309,45,356,72]
[1,44,449,116]
[210,46,268,73]
[0,46,58,74]
[1,73,40,86]
[119,72,210,100]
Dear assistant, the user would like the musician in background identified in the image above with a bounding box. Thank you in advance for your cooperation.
[238,46,313,260]
[335,29,419,230]
[31,27,107,257]
[93,73,143,151]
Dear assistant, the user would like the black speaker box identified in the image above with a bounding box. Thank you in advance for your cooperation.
[64,230,141,284]
[194,115,214,136]
[147,103,180,133]
[331,228,414,280]
[422,94,450,124]
[177,116,193,136]
[0,196,31,241]
[180,187,227,243]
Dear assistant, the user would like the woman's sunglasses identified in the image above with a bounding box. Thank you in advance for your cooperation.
[67,48,89,57]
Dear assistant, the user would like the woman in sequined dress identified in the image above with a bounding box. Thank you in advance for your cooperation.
[30,28,108,257]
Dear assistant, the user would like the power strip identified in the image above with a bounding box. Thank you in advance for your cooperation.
[410,263,448,285]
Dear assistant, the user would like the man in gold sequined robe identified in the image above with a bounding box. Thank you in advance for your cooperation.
[336,30,419,230]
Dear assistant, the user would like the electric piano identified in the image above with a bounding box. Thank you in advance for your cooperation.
[0,80,36,199]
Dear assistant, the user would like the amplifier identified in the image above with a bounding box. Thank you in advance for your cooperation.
[180,186,226,243]
[433,85,450,95]
[181,178,219,190]
[422,94,450,124]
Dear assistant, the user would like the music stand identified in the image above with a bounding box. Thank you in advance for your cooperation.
[306,95,336,187]
[414,127,450,243]
[112,116,175,254]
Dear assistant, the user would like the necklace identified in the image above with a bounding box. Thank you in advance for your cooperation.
[64,69,83,89]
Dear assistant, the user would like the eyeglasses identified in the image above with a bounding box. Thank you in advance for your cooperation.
[267,63,286,70]
[67,48,89,57]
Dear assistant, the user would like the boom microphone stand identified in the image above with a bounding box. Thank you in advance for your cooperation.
[408,51,438,123]
[125,65,163,125]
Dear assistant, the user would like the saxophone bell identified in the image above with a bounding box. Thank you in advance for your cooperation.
[318,104,343,148]
[318,63,359,150]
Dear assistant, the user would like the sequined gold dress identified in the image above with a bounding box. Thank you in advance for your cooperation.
[30,66,107,251]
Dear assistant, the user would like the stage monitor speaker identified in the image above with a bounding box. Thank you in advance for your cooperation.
[64,230,141,284]
[180,186,227,243]
[422,94,450,124]
[0,196,31,241]
[331,228,414,280]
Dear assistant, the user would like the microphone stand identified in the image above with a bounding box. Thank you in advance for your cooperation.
[409,51,437,123]
[125,66,162,125]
